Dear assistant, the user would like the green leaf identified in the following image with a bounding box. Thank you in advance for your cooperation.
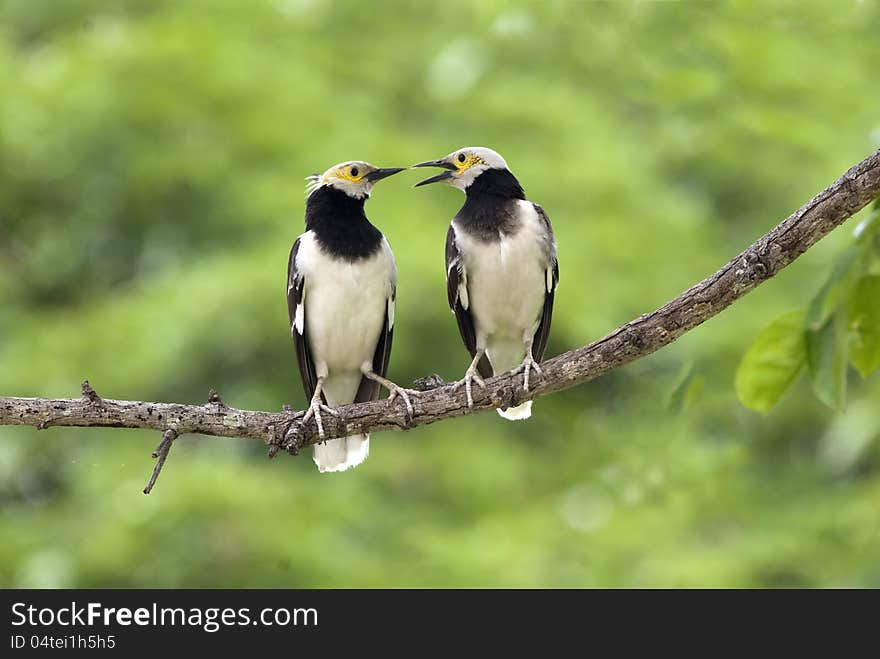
[735,310,806,413]
[855,199,880,274]
[805,307,849,410]
[848,275,880,378]
[806,200,879,329]
[806,245,863,329]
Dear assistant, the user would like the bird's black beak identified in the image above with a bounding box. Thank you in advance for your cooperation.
[412,159,457,171]
[364,167,405,182]
[411,159,457,187]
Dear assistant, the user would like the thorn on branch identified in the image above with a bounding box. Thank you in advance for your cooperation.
[143,429,179,495]
[81,380,101,404]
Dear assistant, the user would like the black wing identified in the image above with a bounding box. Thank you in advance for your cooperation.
[531,204,559,361]
[354,285,395,403]
[446,225,493,378]
[287,237,323,403]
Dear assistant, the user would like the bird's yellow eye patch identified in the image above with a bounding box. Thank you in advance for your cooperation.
[335,164,365,183]
[454,152,485,172]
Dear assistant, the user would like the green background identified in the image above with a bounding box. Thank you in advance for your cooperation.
[1,0,879,587]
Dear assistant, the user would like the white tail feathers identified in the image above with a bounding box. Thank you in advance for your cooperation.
[497,401,532,421]
[313,434,370,473]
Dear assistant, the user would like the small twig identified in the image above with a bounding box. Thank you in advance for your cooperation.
[143,429,179,494]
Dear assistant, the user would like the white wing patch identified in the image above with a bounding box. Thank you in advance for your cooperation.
[290,241,307,335]
[294,289,305,335]
[458,267,469,310]
[381,237,397,331]
[546,266,555,293]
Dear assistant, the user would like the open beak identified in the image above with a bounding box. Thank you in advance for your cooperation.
[411,159,457,187]
[364,167,405,182]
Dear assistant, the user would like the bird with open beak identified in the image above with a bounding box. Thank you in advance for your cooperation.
[413,147,559,420]
[287,161,417,472]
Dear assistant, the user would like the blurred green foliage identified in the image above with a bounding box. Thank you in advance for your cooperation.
[1,0,879,587]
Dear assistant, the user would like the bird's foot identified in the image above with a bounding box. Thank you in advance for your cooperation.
[451,368,486,408]
[512,355,543,392]
[386,383,422,420]
[301,396,339,440]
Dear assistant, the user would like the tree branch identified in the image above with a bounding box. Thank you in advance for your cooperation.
[2,150,879,459]
[143,428,178,494]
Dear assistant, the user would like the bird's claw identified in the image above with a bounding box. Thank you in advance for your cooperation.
[387,385,421,420]
[512,356,542,392]
[452,369,486,408]
[301,397,339,440]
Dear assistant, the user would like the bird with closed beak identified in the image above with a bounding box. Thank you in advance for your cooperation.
[287,160,417,472]
[413,147,559,420]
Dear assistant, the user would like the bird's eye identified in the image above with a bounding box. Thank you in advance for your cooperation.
[350,166,359,177]
[457,153,466,163]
